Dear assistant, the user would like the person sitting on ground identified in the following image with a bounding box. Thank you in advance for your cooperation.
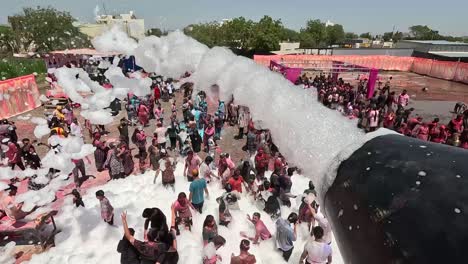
[203,235,226,264]
[117,227,141,264]
[143,207,169,238]
[230,239,257,264]
[172,192,194,235]
[241,212,272,244]
[299,226,332,264]
[121,212,168,264]
[96,190,114,225]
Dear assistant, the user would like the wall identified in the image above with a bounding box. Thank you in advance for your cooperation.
[253,54,468,84]
[332,48,413,57]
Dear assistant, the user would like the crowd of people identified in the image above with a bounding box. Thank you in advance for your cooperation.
[1,71,334,264]
[298,73,468,148]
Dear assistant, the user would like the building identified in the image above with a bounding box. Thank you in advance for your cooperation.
[395,40,468,60]
[79,11,145,40]
[271,42,301,55]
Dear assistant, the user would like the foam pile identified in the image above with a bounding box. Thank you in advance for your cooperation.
[26,164,344,264]
[52,26,378,199]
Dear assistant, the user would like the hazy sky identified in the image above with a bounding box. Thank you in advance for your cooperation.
[0,0,466,36]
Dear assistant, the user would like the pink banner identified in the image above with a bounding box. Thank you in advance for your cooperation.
[0,74,41,119]
[269,60,303,83]
[254,55,468,84]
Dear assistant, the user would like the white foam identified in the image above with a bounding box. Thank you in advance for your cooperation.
[25,164,344,264]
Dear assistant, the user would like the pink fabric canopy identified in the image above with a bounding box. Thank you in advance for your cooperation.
[0,74,41,119]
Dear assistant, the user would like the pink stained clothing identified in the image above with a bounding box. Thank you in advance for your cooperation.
[138,104,149,125]
[368,110,380,128]
[450,118,463,133]
[255,220,272,240]
[416,126,429,141]
[136,132,147,143]
[186,155,202,177]
[6,142,19,163]
[100,197,114,222]
[398,94,410,107]
[173,199,192,218]
[226,157,236,170]
[154,108,164,119]
[204,127,215,138]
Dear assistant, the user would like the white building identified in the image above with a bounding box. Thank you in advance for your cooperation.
[325,20,335,27]
[79,11,145,40]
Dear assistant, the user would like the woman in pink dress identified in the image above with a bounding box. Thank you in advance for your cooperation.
[203,123,215,152]
[137,103,149,127]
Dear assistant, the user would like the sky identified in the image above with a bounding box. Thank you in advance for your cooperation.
[0,0,467,36]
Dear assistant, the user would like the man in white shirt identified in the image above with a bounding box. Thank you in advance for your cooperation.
[299,226,332,264]
[154,122,168,149]
[199,156,217,183]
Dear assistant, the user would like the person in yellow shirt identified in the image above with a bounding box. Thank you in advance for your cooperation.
[53,106,65,120]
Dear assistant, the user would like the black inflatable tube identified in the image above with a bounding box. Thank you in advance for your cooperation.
[324,134,468,264]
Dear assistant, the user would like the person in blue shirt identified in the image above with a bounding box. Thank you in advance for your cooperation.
[189,170,209,213]
[275,212,298,261]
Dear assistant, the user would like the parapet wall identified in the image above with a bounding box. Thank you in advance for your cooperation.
[254,55,468,84]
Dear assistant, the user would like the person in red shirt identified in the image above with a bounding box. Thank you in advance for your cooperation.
[228,169,249,193]
[432,125,448,143]
[6,141,25,170]
[448,114,464,134]
[255,149,269,178]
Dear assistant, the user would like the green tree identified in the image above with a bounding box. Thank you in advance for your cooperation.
[280,28,300,42]
[325,24,345,45]
[221,17,254,51]
[7,6,90,53]
[345,32,358,39]
[250,15,283,52]
[0,25,17,54]
[146,28,163,37]
[393,31,404,43]
[184,22,224,48]
[359,32,373,39]
[300,19,326,47]
[408,25,441,40]
[382,32,394,42]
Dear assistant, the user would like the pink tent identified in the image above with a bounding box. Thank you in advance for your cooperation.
[0,74,41,119]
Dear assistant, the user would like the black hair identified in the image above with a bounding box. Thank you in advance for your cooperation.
[95,190,104,197]
[129,228,135,236]
[205,156,213,164]
[225,183,232,192]
[253,212,261,219]
[240,239,250,251]
[178,192,187,199]
[312,226,324,239]
[203,215,215,228]
[142,208,154,218]
[212,235,226,247]
[287,212,298,224]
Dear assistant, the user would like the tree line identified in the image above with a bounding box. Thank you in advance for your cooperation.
[1,6,467,56]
